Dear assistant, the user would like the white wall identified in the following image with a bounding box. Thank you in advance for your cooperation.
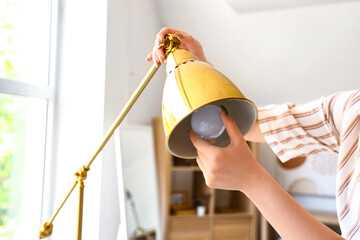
[103,0,360,237]
[115,125,161,238]
[51,0,107,239]
[100,0,162,239]
[156,0,359,106]
[52,0,360,238]
[51,0,162,239]
[153,0,360,175]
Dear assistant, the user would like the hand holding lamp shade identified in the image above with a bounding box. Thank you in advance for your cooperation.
[162,34,257,158]
[38,34,257,239]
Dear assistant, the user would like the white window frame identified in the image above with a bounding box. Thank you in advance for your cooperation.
[0,0,59,228]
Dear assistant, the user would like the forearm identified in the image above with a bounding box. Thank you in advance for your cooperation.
[191,111,342,239]
[244,166,343,240]
[244,121,266,143]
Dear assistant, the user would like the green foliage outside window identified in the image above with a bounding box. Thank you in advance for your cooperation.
[0,96,26,239]
[0,1,17,80]
[0,0,27,238]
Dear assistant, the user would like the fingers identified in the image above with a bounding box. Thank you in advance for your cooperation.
[146,27,178,65]
[146,27,188,65]
[196,156,210,184]
[190,131,210,180]
[152,43,164,66]
[146,52,152,62]
[220,111,244,144]
[206,139,215,145]
[189,130,216,155]
[196,156,207,173]
[189,111,245,151]
[146,27,209,65]
[188,128,209,164]
[155,27,181,43]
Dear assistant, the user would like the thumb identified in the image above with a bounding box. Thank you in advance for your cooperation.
[175,32,189,51]
[220,110,244,144]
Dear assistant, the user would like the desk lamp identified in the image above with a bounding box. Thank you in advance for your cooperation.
[39,34,257,239]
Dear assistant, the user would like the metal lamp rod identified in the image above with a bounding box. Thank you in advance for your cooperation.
[39,63,160,239]
[38,33,181,240]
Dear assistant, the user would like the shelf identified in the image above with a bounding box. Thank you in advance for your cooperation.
[171,215,211,220]
[214,217,252,239]
[309,210,338,225]
[214,212,253,218]
[169,217,210,240]
[215,189,252,214]
[170,212,253,219]
[172,166,201,171]
[260,210,341,240]
[152,116,259,240]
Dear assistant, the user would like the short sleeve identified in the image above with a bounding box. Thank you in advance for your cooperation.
[258,95,340,162]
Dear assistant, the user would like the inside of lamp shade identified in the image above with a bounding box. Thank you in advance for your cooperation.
[167,99,257,159]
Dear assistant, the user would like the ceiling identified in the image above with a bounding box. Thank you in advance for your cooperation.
[225,0,360,13]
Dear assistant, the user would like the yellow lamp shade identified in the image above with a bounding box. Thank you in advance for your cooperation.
[162,48,257,159]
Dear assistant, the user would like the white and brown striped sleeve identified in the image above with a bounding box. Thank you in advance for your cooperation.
[334,90,360,239]
[258,90,360,239]
[257,95,340,163]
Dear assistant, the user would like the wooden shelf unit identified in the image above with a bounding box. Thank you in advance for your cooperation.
[153,117,259,240]
[260,210,340,240]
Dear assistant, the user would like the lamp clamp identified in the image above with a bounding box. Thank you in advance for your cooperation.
[163,34,181,58]
[75,166,90,185]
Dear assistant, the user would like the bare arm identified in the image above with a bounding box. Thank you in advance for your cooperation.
[246,164,343,240]
[244,120,266,143]
[189,112,343,240]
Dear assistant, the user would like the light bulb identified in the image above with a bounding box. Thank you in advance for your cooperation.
[191,104,225,140]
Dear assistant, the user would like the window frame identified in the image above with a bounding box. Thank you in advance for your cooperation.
[0,0,60,231]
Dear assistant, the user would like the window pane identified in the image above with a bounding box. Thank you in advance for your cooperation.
[0,93,47,239]
[0,0,51,86]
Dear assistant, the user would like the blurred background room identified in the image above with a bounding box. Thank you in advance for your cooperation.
[0,0,359,239]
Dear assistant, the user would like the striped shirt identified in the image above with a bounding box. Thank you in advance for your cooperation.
[258,90,360,239]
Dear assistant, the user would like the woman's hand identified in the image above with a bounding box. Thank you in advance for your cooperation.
[146,27,209,66]
[189,111,262,193]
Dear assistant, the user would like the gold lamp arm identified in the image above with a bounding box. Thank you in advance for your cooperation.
[39,63,159,239]
[84,63,160,169]
[39,33,180,239]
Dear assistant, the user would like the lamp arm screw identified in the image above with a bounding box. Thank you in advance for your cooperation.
[39,221,53,239]
[75,166,90,183]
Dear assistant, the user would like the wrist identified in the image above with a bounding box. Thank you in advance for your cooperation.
[241,163,270,196]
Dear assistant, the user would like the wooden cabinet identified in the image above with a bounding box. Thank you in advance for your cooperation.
[152,117,259,240]
[260,210,340,240]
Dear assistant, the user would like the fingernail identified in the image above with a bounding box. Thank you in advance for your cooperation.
[189,129,195,137]
[175,32,184,39]
[160,56,165,63]
[220,105,229,115]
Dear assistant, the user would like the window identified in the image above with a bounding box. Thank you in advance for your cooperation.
[0,0,57,239]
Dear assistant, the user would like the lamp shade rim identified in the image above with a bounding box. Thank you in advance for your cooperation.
[164,97,258,159]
